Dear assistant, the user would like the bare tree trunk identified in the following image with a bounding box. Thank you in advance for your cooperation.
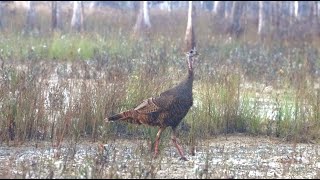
[258,1,271,41]
[0,2,3,29]
[308,2,316,26]
[184,1,196,52]
[211,1,215,12]
[282,2,292,40]
[163,1,171,12]
[25,1,36,32]
[133,1,151,37]
[298,1,310,21]
[297,2,312,41]
[279,2,287,40]
[51,1,61,31]
[310,1,319,38]
[143,1,151,27]
[228,1,245,38]
[132,1,139,11]
[270,1,281,39]
[294,1,299,19]
[258,1,267,37]
[225,1,234,19]
[213,1,225,19]
[275,2,280,31]
[71,1,84,32]
[203,1,213,11]
[288,1,295,26]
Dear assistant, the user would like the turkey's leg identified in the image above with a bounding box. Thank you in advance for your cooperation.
[171,128,188,161]
[153,127,165,159]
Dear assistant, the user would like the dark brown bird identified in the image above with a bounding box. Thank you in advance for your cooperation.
[105,49,199,161]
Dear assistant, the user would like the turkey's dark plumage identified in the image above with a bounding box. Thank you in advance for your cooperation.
[105,49,199,160]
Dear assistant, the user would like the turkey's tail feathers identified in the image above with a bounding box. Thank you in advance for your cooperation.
[107,113,124,121]
[105,110,136,122]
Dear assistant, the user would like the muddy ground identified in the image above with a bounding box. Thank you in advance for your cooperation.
[0,134,320,179]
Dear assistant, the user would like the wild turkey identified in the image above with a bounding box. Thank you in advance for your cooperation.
[105,49,199,161]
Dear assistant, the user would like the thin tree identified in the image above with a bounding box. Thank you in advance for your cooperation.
[228,1,245,38]
[162,1,172,12]
[184,1,196,52]
[311,1,319,37]
[305,1,318,40]
[288,1,295,26]
[294,1,299,18]
[52,1,61,31]
[225,1,234,19]
[0,2,3,29]
[258,1,268,39]
[25,1,36,33]
[133,1,151,37]
[71,1,84,32]
[213,1,225,19]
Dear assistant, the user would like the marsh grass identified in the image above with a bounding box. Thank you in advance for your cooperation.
[0,3,319,152]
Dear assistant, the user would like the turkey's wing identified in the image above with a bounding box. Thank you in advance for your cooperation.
[134,95,175,114]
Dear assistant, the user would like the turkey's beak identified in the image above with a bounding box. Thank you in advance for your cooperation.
[186,49,200,70]
[192,51,199,64]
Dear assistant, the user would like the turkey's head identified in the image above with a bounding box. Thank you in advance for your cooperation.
[186,48,199,71]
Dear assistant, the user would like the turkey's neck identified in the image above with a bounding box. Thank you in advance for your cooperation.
[176,66,194,92]
[184,69,194,90]
[188,69,194,81]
